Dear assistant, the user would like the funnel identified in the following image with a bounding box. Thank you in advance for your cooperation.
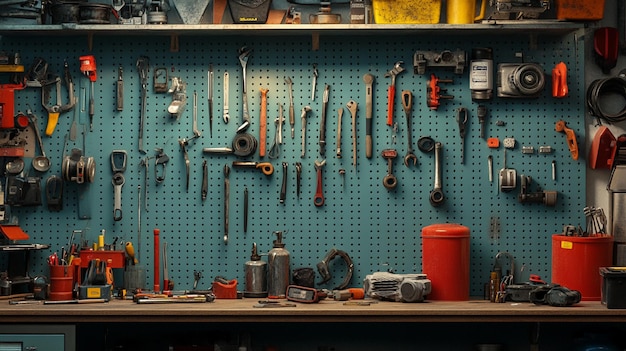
[171,0,210,24]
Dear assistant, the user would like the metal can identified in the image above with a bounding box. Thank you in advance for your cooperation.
[267,231,290,299]
[470,47,493,101]
[244,242,268,298]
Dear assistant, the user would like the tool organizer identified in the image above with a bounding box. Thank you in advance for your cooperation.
[2,30,585,296]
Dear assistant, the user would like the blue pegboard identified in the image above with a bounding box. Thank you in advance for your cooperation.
[1,30,585,296]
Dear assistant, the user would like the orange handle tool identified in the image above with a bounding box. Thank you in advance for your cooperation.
[260,88,268,157]
[555,120,579,160]
[386,84,395,126]
[552,62,568,98]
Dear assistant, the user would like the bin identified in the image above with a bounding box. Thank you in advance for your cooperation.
[555,0,605,21]
[422,223,470,300]
[49,265,74,301]
[552,235,613,301]
[372,0,441,24]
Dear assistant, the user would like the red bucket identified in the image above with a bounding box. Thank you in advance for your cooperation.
[552,234,613,301]
[422,223,470,301]
[49,265,74,301]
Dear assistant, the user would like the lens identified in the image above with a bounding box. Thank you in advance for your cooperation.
[513,63,545,95]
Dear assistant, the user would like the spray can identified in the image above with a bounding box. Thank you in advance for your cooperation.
[267,231,290,299]
[244,242,267,298]
[470,47,494,101]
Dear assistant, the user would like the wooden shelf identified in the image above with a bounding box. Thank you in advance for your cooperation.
[2,299,625,323]
[0,21,584,37]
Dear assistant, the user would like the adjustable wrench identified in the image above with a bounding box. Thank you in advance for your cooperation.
[237,46,252,133]
[314,159,326,207]
[346,100,358,169]
[301,106,312,157]
[385,61,405,126]
[430,142,445,207]
[363,73,375,158]
[223,71,230,123]
[285,76,295,138]
[401,90,417,167]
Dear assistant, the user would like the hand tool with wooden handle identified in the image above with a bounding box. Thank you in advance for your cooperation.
[259,88,269,157]
[363,73,375,158]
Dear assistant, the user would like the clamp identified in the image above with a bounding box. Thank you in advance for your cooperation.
[316,248,354,290]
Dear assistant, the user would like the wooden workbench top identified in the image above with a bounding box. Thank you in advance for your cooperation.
[2,298,626,323]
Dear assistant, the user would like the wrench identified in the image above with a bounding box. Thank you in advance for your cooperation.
[346,100,358,169]
[285,76,295,138]
[381,149,398,190]
[112,173,125,221]
[295,162,302,199]
[301,106,312,157]
[314,159,326,207]
[208,64,214,137]
[223,71,230,123]
[237,46,253,133]
[430,142,445,207]
[401,90,417,167]
[385,61,405,126]
[456,107,467,164]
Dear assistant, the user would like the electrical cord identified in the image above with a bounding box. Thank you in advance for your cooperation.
[587,69,626,125]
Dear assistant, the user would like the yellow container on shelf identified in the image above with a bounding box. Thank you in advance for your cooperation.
[372,0,441,24]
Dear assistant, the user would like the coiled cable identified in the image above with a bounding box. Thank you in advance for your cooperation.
[587,70,626,125]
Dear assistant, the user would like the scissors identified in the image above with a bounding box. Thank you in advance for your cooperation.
[47,252,58,265]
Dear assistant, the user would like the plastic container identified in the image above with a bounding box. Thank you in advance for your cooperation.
[599,267,626,309]
[555,0,605,21]
[552,235,613,301]
[421,223,470,300]
[372,0,441,24]
[49,265,74,301]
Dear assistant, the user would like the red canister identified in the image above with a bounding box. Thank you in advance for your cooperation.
[422,223,470,301]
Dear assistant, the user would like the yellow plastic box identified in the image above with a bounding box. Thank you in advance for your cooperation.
[372,0,441,24]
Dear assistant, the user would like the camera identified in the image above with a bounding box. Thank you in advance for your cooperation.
[497,63,545,98]
[363,272,432,303]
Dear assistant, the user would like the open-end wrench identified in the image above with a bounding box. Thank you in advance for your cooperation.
[401,90,417,167]
[301,106,312,157]
[320,84,330,156]
[336,107,343,158]
[259,88,269,157]
[314,159,326,207]
[385,61,405,126]
[237,46,252,133]
[363,73,375,158]
[223,71,230,123]
[346,100,358,169]
[430,142,445,207]
[136,56,150,154]
[285,76,295,138]
[112,173,125,221]
[224,164,230,244]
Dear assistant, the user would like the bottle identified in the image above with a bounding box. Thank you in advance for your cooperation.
[470,47,494,101]
[267,231,290,299]
[244,242,267,298]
